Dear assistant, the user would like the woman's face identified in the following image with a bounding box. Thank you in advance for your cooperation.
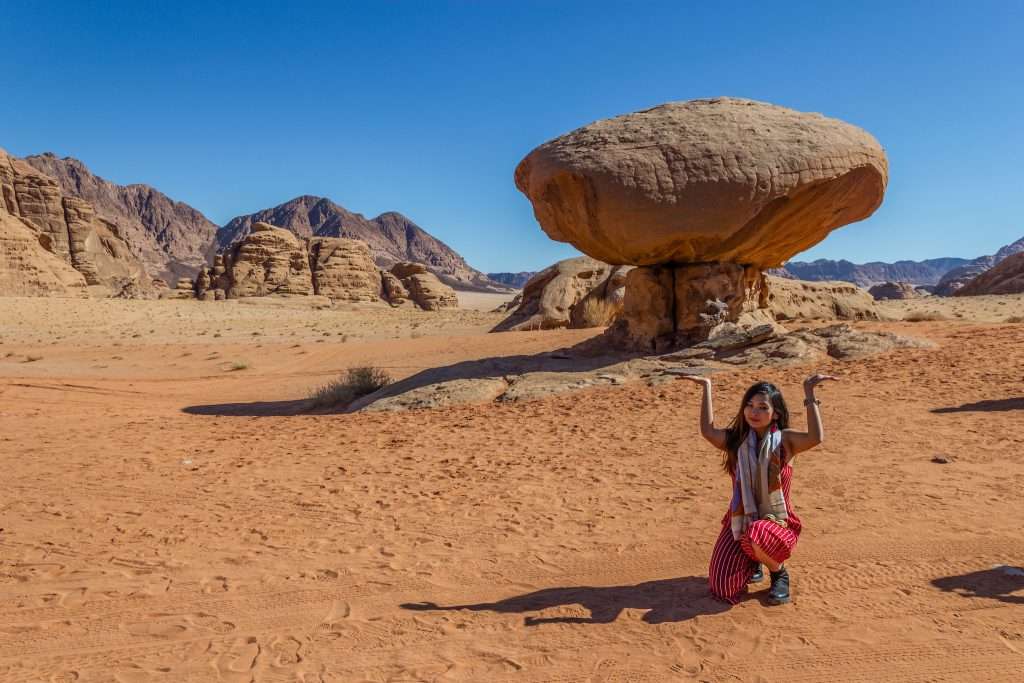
[744,392,775,430]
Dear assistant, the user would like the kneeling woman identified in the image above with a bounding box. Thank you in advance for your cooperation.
[679,373,836,604]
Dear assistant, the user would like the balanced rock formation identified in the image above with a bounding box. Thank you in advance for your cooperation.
[515,98,888,349]
[954,252,1024,296]
[222,223,313,298]
[492,256,632,332]
[1,148,152,298]
[867,281,922,300]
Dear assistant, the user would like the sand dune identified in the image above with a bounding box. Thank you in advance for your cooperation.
[1,296,1022,681]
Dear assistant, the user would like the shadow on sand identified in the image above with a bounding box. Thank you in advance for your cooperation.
[931,397,1024,414]
[182,340,649,417]
[401,576,730,625]
[931,566,1024,604]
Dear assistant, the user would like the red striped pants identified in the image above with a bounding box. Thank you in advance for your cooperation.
[708,519,799,603]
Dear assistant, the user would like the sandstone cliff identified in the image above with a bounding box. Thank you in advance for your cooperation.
[954,251,1024,296]
[23,153,219,283]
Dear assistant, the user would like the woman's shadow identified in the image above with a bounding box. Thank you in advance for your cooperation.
[401,576,728,625]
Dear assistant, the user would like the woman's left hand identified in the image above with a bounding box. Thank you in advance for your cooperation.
[803,374,838,392]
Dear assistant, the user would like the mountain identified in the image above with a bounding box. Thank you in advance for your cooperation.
[778,257,971,287]
[218,195,508,292]
[487,271,537,289]
[23,153,218,283]
[934,235,1024,295]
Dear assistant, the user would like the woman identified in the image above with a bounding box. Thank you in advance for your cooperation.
[678,373,837,604]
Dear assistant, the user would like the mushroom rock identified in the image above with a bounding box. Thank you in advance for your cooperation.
[515,97,888,348]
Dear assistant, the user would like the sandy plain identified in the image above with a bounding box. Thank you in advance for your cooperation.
[0,294,1022,682]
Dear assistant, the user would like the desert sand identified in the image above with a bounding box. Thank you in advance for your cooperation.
[1,295,1022,682]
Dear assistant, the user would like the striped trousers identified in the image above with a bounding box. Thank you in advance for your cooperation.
[708,519,799,603]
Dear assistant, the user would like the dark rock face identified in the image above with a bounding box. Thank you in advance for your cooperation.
[955,251,1024,296]
[487,271,538,289]
[218,196,506,292]
[23,153,219,283]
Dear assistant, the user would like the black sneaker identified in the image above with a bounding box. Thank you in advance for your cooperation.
[768,566,790,604]
[748,563,764,583]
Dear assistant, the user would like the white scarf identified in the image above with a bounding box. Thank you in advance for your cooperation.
[731,426,788,541]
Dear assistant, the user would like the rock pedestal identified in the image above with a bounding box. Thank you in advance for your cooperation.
[617,263,769,351]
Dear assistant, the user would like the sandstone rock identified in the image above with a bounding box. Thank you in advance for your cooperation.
[868,281,922,300]
[223,222,313,297]
[954,252,1024,296]
[380,271,412,307]
[390,262,457,310]
[309,237,383,303]
[493,257,628,332]
[515,97,888,269]
[765,276,882,321]
[1,148,152,298]
[0,211,88,296]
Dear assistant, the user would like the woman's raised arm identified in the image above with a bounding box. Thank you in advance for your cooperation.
[677,374,728,450]
[783,373,838,457]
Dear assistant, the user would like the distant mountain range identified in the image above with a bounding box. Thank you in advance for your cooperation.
[487,271,537,288]
[21,153,507,292]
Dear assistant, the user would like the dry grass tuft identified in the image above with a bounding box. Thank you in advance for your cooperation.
[576,296,619,328]
[309,366,392,409]
[903,310,948,322]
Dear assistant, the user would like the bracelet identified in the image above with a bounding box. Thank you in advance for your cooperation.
[803,398,820,406]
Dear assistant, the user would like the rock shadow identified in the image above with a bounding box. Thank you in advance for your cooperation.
[931,566,1024,604]
[400,576,729,625]
[931,397,1024,413]
[182,399,311,417]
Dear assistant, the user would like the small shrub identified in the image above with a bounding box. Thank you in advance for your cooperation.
[576,296,619,328]
[228,361,249,371]
[23,355,43,363]
[309,366,392,409]
[1005,315,1024,323]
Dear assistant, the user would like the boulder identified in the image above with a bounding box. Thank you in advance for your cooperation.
[223,222,313,298]
[390,262,457,310]
[515,97,888,269]
[954,252,1024,296]
[765,276,882,321]
[868,281,922,300]
[380,270,412,307]
[309,237,383,303]
[492,256,631,332]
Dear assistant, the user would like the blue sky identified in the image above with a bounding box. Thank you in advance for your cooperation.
[1,1,1021,272]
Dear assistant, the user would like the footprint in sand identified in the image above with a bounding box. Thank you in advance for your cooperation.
[49,672,79,683]
[213,637,261,682]
[268,635,303,666]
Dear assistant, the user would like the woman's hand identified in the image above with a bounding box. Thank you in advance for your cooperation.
[803,373,838,393]
[676,373,712,387]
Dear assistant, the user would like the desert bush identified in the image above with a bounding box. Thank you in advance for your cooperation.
[576,296,619,328]
[1004,315,1024,323]
[227,360,249,371]
[903,310,948,322]
[309,366,392,409]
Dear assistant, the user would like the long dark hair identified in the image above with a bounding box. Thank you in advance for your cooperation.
[723,381,790,475]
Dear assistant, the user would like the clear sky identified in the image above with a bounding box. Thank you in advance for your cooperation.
[1,1,1021,272]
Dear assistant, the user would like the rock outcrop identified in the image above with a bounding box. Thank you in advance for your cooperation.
[0,211,88,296]
[1,148,152,298]
[389,262,458,310]
[867,281,922,300]
[218,196,506,293]
[492,256,632,332]
[954,252,1024,296]
[191,223,456,310]
[223,223,313,298]
[514,98,888,350]
[766,276,882,321]
[23,153,219,283]
[486,271,538,289]
[309,237,382,303]
[935,235,1024,296]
